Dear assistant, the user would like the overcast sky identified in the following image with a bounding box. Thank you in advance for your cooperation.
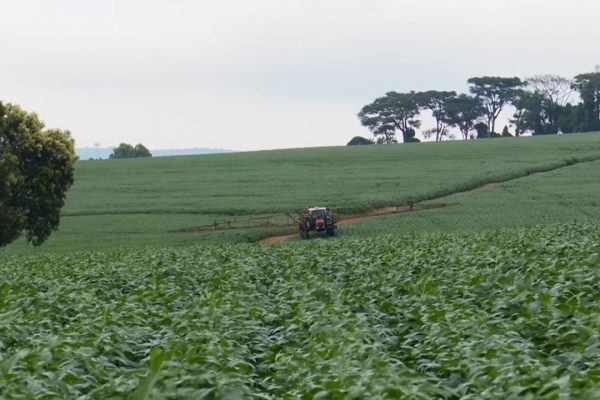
[1,0,598,150]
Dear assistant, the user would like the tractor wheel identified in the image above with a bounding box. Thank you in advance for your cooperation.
[300,228,309,240]
[327,228,335,237]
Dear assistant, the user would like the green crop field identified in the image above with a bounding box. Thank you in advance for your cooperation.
[340,159,600,239]
[2,222,600,398]
[3,133,600,398]
[3,132,600,254]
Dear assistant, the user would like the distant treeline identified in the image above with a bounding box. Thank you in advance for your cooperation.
[355,69,600,144]
[78,147,232,160]
[109,143,152,159]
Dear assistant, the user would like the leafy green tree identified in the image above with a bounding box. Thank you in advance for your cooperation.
[417,91,456,141]
[346,136,374,145]
[109,143,152,158]
[109,143,135,158]
[474,122,489,139]
[511,88,571,136]
[510,90,548,136]
[573,72,600,131]
[403,128,420,143]
[358,91,421,143]
[0,102,77,246]
[467,76,524,135]
[526,74,573,133]
[510,90,530,136]
[526,94,553,136]
[442,94,485,140]
[558,103,586,133]
[134,143,152,157]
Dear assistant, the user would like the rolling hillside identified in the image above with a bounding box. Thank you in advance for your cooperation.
[4,132,600,253]
[3,135,600,398]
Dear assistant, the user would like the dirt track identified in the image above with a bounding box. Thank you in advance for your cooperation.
[168,158,593,244]
[257,180,507,243]
[258,204,447,243]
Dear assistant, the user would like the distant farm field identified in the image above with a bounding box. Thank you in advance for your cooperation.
[3,132,600,253]
[2,222,600,398]
[340,159,600,238]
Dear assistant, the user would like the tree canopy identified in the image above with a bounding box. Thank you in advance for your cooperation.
[0,102,78,246]
[443,94,485,140]
[346,136,374,146]
[467,76,524,135]
[358,91,421,143]
[573,72,600,132]
[109,143,152,159]
[357,69,600,145]
[417,91,457,141]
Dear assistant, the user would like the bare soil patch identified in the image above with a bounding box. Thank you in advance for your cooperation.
[258,203,453,243]
[259,233,297,243]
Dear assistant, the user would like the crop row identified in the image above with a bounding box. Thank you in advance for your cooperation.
[1,222,600,398]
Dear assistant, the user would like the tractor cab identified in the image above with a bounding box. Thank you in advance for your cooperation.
[299,206,336,239]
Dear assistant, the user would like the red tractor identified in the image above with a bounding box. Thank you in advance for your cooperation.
[299,206,336,239]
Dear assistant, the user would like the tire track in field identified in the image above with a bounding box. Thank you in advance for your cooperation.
[258,157,598,243]
[260,206,419,243]
[258,203,460,243]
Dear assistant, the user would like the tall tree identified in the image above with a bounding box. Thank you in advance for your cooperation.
[527,75,573,107]
[512,90,567,136]
[358,91,421,143]
[526,74,574,133]
[558,103,586,133]
[417,91,456,141]
[573,72,600,132]
[0,102,77,246]
[510,90,529,136]
[467,76,524,135]
[510,90,546,136]
[442,94,485,140]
